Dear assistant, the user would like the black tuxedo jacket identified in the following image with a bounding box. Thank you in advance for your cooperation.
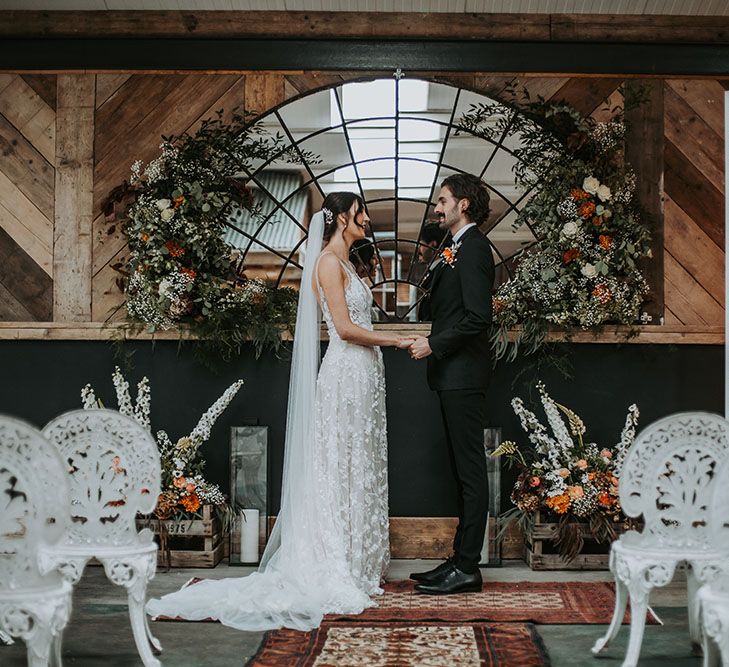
[422,226,495,391]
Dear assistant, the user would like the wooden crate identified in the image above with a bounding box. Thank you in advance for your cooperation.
[137,505,224,568]
[525,511,625,571]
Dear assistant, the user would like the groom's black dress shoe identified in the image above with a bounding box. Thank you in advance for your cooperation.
[414,564,482,595]
[409,556,454,583]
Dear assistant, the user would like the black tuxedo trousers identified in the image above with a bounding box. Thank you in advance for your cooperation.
[423,226,495,573]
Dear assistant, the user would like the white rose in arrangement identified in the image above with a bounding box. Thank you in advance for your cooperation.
[156,198,172,211]
[160,208,175,222]
[582,176,600,194]
[596,184,612,202]
[581,263,598,278]
[158,278,172,297]
[561,221,579,238]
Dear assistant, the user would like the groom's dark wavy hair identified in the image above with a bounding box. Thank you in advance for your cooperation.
[441,173,491,226]
[321,191,365,244]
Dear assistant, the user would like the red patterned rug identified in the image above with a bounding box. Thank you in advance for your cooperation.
[246,620,550,666]
[154,579,659,626]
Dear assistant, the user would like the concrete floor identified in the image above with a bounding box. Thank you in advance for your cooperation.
[1,560,700,666]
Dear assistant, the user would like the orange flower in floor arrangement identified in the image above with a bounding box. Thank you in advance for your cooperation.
[562,248,580,264]
[493,381,640,562]
[165,240,185,258]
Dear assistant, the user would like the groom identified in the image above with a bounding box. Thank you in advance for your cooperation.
[408,173,495,595]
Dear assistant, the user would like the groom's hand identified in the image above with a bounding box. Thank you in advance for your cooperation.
[409,336,432,360]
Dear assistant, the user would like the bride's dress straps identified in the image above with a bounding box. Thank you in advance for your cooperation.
[314,251,352,294]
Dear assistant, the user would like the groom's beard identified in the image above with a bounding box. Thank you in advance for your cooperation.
[437,208,459,231]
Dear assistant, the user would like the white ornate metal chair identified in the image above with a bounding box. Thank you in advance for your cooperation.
[592,412,729,667]
[0,415,73,667]
[39,409,162,667]
[697,458,729,666]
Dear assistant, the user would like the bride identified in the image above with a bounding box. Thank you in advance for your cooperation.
[146,192,413,631]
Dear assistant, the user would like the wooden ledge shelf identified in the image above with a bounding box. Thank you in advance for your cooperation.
[0,322,723,345]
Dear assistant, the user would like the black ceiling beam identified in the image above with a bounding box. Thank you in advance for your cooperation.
[1,38,729,75]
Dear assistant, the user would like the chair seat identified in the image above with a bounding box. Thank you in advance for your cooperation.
[0,579,72,602]
[614,533,725,563]
[43,540,158,560]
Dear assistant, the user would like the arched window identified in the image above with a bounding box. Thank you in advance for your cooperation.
[225,77,538,322]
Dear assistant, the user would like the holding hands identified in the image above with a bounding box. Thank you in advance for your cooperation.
[389,335,432,359]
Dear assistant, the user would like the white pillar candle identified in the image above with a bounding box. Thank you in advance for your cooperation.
[239,509,259,563]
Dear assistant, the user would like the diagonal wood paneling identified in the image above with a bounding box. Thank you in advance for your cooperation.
[91,73,247,321]
[663,79,725,327]
[0,73,55,321]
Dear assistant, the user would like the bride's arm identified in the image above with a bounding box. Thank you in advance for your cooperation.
[316,253,411,348]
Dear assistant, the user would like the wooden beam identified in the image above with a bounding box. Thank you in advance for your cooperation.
[625,79,664,323]
[0,11,550,42]
[244,74,285,116]
[4,12,729,45]
[54,74,94,321]
[0,322,722,344]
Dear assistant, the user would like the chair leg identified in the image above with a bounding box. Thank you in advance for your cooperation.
[623,589,650,667]
[687,566,702,651]
[26,624,53,667]
[101,554,161,667]
[143,611,162,654]
[592,576,629,654]
[702,633,720,667]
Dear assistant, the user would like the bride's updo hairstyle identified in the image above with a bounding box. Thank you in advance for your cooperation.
[320,192,364,244]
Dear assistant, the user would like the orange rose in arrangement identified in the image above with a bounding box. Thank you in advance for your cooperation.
[140,232,150,242]
[557,468,570,478]
[173,195,185,209]
[180,493,201,513]
[173,476,186,489]
[591,216,602,227]
[185,481,197,493]
[598,491,615,507]
[528,476,542,488]
[567,485,585,500]
[578,201,596,219]
[546,494,571,514]
[592,284,613,304]
[180,267,197,280]
[599,235,613,250]
[570,189,590,200]
[563,248,581,264]
[165,240,185,258]
[576,459,588,471]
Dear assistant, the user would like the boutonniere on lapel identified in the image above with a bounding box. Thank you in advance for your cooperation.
[440,240,462,269]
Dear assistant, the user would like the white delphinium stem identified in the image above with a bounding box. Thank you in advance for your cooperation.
[511,397,558,466]
[156,429,175,457]
[81,384,97,410]
[538,383,574,460]
[614,403,640,476]
[134,377,151,431]
[189,380,244,447]
[112,366,134,418]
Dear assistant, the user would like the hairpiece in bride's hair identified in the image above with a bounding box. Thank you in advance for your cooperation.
[321,207,334,226]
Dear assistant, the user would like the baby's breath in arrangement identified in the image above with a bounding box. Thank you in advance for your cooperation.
[103,109,317,360]
[459,89,652,360]
[81,367,243,522]
[493,382,640,562]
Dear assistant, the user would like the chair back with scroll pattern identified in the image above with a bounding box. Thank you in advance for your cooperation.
[42,409,160,548]
[0,415,69,590]
[619,412,729,551]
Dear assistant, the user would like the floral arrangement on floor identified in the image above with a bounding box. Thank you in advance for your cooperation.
[102,109,316,360]
[493,382,640,561]
[81,367,243,522]
[459,89,653,360]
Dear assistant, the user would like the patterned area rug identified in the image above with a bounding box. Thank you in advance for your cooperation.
[246,621,550,666]
[155,579,659,626]
[328,580,661,625]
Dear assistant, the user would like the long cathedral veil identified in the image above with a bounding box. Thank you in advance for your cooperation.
[259,210,324,570]
[146,210,373,631]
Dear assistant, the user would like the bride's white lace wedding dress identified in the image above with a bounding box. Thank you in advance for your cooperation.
[146,247,389,632]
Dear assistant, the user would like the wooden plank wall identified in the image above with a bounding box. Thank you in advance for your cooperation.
[0,71,724,330]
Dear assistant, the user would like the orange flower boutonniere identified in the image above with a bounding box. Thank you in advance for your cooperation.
[440,240,462,268]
